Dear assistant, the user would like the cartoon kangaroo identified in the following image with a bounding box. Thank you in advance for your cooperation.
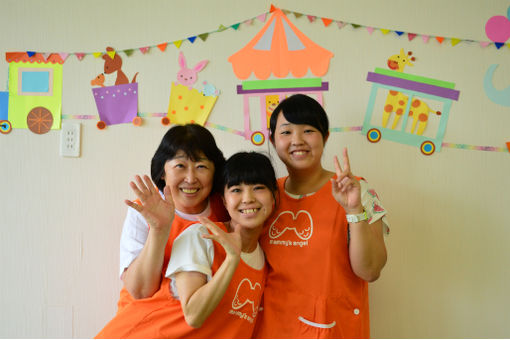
[102,47,138,85]
[382,49,440,135]
[176,51,208,89]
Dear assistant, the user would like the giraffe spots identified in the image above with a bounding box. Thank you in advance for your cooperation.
[412,99,421,107]
[398,100,405,106]
[409,110,414,116]
[389,90,399,96]
[396,108,403,115]
[384,104,393,112]
[419,113,428,122]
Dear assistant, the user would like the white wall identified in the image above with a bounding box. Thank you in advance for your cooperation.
[1,0,509,337]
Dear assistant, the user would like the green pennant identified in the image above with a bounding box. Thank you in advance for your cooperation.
[124,49,134,56]
[198,33,209,42]
[293,12,303,18]
[231,23,241,30]
[218,24,228,32]
[351,24,361,29]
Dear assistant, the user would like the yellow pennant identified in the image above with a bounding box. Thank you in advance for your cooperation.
[92,52,103,58]
[107,50,116,59]
[380,29,390,35]
[173,40,183,49]
[451,38,461,46]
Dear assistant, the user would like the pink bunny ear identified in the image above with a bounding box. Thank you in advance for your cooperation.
[193,60,209,72]
[178,51,187,68]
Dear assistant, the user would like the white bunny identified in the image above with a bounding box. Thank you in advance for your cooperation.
[176,51,208,89]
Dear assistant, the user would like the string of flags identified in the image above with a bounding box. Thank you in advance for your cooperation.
[18,4,509,63]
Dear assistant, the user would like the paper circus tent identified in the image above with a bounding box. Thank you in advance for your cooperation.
[228,7,333,80]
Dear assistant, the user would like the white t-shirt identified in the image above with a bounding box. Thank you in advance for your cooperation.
[165,223,265,298]
[118,195,212,278]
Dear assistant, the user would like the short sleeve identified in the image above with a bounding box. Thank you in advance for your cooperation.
[119,206,150,277]
[360,180,390,235]
[165,224,215,297]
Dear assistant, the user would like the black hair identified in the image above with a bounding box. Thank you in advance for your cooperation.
[269,94,329,142]
[150,124,225,192]
[222,152,278,199]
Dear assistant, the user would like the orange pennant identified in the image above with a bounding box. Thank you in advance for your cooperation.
[269,4,277,12]
[321,18,333,27]
[435,36,444,44]
[157,43,167,52]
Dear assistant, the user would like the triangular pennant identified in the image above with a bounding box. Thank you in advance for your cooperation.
[451,38,461,46]
[139,47,149,54]
[256,13,267,22]
[495,42,505,49]
[107,50,116,59]
[59,53,69,61]
[380,29,390,35]
[157,43,167,52]
[173,40,183,49]
[351,24,361,29]
[422,35,430,43]
[408,33,417,41]
[307,15,316,23]
[188,36,197,43]
[75,53,85,60]
[480,41,490,48]
[282,9,290,15]
[395,31,404,36]
[231,23,241,30]
[198,33,209,42]
[269,4,277,13]
[366,27,374,34]
[42,53,51,60]
[124,49,134,56]
[294,12,303,19]
[337,21,346,28]
[435,36,444,44]
[27,51,36,57]
[218,24,228,32]
[93,52,103,58]
[244,19,253,25]
[322,18,333,27]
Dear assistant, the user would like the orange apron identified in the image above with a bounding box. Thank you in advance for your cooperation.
[116,193,229,312]
[96,222,266,338]
[254,177,369,338]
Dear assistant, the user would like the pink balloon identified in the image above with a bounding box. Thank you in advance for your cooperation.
[485,15,510,43]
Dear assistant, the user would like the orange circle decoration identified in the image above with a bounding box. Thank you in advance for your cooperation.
[251,131,265,146]
[26,107,53,134]
[0,120,12,134]
[96,121,107,130]
[132,116,142,126]
[161,117,170,126]
[366,128,381,143]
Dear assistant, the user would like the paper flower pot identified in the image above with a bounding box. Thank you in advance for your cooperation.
[92,83,138,126]
[167,82,217,126]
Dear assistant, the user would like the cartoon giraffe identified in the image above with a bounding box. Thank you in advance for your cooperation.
[265,95,279,128]
[382,49,441,135]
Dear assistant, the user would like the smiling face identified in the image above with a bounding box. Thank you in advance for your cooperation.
[163,150,215,214]
[273,113,326,173]
[223,183,274,229]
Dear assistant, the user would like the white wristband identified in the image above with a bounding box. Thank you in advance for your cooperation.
[346,210,368,223]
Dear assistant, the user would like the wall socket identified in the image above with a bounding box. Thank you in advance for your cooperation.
[60,122,81,157]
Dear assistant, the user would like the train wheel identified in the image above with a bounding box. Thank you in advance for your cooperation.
[97,121,107,130]
[420,141,436,156]
[132,116,142,126]
[251,131,265,146]
[0,120,12,134]
[367,128,381,143]
[27,107,53,134]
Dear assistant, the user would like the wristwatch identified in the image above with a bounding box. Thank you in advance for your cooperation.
[346,210,368,223]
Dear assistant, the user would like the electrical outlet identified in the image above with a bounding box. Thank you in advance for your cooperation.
[60,122,81,157]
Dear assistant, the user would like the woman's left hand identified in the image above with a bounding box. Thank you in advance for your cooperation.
[331,148,363,214]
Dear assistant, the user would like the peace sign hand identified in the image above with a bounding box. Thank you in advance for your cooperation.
[198,216,242,260]
[125,175,175,233]
[331,148,363,214]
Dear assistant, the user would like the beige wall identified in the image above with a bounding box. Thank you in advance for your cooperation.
[1,0,509,337]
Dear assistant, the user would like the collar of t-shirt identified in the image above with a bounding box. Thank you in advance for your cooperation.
[174,200,211,221]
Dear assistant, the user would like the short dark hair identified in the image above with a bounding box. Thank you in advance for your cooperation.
[222,152,277,198]
[151,124,225,192]
[269,94,329,142]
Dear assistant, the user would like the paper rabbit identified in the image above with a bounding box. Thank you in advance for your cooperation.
[176,51,208,89]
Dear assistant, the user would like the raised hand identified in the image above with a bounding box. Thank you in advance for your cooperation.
[125,175,175,233]
[198,216,242,259]
[331,148,363,214]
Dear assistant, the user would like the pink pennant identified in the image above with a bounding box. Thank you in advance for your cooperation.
[407,33,417,41]
[256,13,266,22]
[75,53,85,61]
[366,27,374,34]
[42,53,51,61]
[337,21,346,29]
[307,15,316,23]
[480,41,490,48]
[59,53,69,61]
[139,47,149,54]
[422,35,430,43]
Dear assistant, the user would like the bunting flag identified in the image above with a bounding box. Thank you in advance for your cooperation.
[106,50,116,59]
[157,43,167,52]
[12,5,509,64]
